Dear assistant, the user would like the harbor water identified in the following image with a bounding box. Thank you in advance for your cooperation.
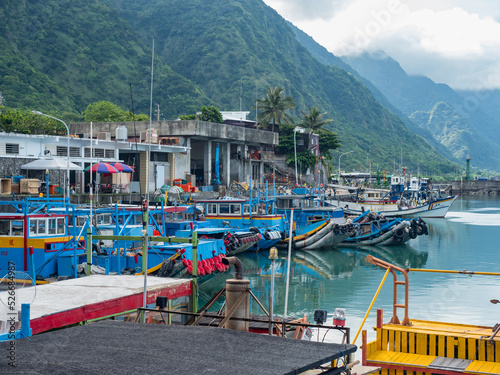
[199,196,500,345]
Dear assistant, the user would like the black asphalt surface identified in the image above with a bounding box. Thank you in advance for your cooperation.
[1,320,356,374]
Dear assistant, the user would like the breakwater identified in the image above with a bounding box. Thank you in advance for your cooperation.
[436,179,500,195]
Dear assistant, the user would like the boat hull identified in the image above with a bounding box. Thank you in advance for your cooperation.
[330,195,458,218]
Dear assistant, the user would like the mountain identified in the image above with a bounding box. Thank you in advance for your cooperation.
[0,0,456,174]
[289,24,459,165]
[342,51,500,172]
[101,0,456,174]
[0,0,210,118]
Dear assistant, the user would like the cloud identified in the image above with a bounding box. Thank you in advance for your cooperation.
[262,0,349,22]
[264,0,500,89]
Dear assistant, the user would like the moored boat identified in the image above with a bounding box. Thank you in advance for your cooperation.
[327,175,458,218]
[342,211,428,246]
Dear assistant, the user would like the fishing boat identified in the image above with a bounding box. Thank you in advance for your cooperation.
[55,202,234,278]
[194,196,286,252]
[361,255,500,375]
[274,193,356,250]
[327,175,458,218]
[342,211,428,246]
[0,198,85,280]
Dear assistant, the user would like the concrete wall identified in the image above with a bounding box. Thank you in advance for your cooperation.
[438,180,500,195]
[70,120,278,146]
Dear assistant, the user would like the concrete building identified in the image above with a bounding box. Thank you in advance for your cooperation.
[70,119,278,191]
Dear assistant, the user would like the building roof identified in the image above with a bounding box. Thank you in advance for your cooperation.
[0,320,357,375]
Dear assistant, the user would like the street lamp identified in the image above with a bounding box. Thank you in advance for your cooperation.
[338,150,354,185]
[32,111,70,200]
[294,126,305,186]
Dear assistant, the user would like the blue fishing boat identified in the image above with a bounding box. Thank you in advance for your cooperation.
[0,198,85,280]
[274,191,356,250]
[194,196,286,252]
[341,210,428,246]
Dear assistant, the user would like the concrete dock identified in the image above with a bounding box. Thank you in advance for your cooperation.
[0,275,191,334]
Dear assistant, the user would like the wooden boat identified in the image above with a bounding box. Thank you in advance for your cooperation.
[361,256,500,375]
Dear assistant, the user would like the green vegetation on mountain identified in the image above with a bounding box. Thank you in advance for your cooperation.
[0,0,210,120]
[0,0,458,175]
[342,51,500,172]
[104,0,456,175]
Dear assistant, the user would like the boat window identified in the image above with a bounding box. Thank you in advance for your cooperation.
[37,219,46,235]
[29,218,45,236]
[49,218,57,235]
[12,221,23,236]
[0,219,22,236]
[207,204,217,214]
[219,204,230,214]
[0,219,23,237]
[76,217,87,227]
[0,220,10,236]
[96,214,111,225]
[243,204,249,214]
[231,205,241,214]
[57,218,65,234]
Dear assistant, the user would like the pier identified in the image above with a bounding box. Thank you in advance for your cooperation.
[5,275,191,334]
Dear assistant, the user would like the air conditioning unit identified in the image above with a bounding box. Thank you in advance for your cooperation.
[160,137,179,145]
[97,132,111,141]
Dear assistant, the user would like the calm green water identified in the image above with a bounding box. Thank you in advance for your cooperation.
[199,196,500,344]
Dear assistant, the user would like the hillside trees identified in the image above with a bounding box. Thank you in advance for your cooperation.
[83,101,149,122]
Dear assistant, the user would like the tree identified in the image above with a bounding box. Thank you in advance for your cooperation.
[199,106,223,123]
[318,129,341,158]
[82,101,149,122]
[254,86,295,132]
[297,107,333,135]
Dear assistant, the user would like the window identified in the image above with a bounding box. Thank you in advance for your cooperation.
[49,218,57,235]
[6,143,19,155]
[207,204,217,214]
[57,218,65,234]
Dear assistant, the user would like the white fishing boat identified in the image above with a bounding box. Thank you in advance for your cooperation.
[327,176,458,218]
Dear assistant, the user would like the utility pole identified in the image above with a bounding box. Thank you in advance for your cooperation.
[155,103,162,121]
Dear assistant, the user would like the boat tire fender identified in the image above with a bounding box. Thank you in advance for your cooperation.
[249,227,260,233]
[408,227,417,239]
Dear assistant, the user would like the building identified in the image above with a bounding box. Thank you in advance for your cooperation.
[70,119,278,191]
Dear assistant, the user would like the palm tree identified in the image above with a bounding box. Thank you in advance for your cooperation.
[297,107,333,135]
[254,86,295,132]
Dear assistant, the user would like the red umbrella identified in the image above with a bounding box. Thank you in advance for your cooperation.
[111,162,134,173]
[85,162,119,173]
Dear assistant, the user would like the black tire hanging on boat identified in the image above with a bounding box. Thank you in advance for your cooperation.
[408,227,417,239]
[394,227,405,241]
[422,224,429,235]
[249,227,260,233]
[416,224,424,235]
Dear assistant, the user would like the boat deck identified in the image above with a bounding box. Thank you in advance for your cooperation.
[363,313,500,375]
[0,275,191,334]
[1,320,357,375]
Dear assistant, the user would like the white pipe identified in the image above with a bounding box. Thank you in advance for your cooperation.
[284,208,294,317]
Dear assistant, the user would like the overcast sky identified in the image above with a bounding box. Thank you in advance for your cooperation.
[262,0,500,90]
